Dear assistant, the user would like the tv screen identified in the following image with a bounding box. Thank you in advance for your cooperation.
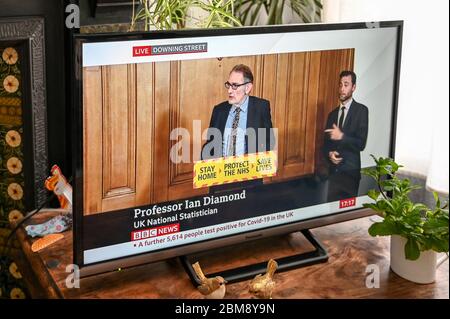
[72,21,402,276]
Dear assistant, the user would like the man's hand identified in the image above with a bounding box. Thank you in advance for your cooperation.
[325,124,344,140]
[329,151,343,165]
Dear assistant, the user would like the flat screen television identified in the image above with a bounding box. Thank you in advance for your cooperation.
[72,21,403,278]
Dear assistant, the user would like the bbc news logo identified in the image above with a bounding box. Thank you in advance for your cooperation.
[131,223,180,241]
[132,43,208,57]
[339,197,356,209]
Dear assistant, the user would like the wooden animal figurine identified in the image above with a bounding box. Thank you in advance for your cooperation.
[249,259,278,299]
[192,261,227,299]
[44,165,72,210]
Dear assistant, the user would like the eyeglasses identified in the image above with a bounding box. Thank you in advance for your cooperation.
[224,81,251,90]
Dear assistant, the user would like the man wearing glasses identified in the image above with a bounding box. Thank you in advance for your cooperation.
[202,64,275,160]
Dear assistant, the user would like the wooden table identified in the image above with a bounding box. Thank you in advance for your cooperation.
[13,212,449,299]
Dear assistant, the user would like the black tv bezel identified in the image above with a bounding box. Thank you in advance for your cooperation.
[72,21,403,276]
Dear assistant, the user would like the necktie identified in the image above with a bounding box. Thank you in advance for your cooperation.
[229,106,241,156]
[338,106,346,129]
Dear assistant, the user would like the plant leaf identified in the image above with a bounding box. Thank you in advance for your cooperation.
[404,237,420,260]
[368,221,397,237]
[368,189,380,201]
[433,191,441,209]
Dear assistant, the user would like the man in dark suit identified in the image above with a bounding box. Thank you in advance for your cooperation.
[323,70,369,202]
[202,64,275,159]
[201,64,275,191]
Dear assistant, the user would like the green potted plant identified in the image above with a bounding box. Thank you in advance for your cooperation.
[129,0,242,31]
[128,0,322,31]
[362,155,449,284]
[235,0,322,26]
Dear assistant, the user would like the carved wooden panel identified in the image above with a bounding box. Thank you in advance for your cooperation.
[135,63,154,206]
[83,63,154,215]
[272,52,321,181]
[83,66,103,214]
[101,65,136,198]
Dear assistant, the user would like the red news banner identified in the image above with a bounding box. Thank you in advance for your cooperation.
[132,43,208,57]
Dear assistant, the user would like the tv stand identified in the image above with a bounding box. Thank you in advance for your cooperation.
[180,229,328,286]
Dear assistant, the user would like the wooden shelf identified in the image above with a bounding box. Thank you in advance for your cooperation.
[13,213,449,299]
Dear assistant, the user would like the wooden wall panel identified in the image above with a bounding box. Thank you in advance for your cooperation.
[260,54,279,185]
[100,65,136,212]
[152,61,171,203]
[83,66,103,214]
[101,65,136,198]
[135,63,154,205]
[260,54,278,117]
[83,63,155,215]
[272,52,320,181]
[305,52,322,174]
[284,53,309,169]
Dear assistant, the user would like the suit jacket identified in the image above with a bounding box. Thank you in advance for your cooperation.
[323,100,369,178]
[202,96,275,159]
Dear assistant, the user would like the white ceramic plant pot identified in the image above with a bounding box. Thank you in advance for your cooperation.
[390,235,448,284]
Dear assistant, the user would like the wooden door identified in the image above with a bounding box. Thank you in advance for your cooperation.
[270,52,321,182]
[83,63,154,215]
